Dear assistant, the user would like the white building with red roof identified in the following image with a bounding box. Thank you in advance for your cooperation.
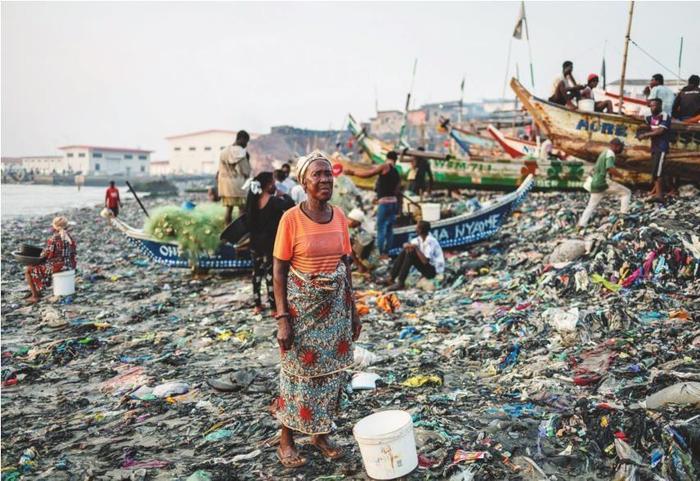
[58,145,152,177]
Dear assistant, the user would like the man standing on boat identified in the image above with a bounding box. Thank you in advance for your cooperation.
[218,130,251,225]
[577,138,630,228]
[637,98,671,202]
[549,61,585,109]
[344,150,401,258]
[672,74,700,121]
[646,74,676,116]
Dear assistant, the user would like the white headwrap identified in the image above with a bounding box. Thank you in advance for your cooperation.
[297,150,332,183]
[242,178,262,195]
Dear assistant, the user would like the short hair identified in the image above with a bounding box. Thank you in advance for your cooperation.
[386,150,398,161]
[652,73,664,85]
[109,180,115,186]
[649,97,662,105]
[281,163,290,170]
[274,169,285,181]
[236,130,250,143]
[689,74,700,86]
[417,220,431,234]
[563,61,573,69]
[610,138,624,147]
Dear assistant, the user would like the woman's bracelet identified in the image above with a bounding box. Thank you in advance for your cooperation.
[275,313,290,320]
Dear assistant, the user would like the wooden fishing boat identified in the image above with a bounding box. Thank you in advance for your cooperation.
[348,114,592,191]
[388,174,535,255]
[112,176,534,269]
[511,78,700,180]
[485,124,583,162]
[111,217,253,270]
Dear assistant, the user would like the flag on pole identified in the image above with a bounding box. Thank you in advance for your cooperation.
[512,1,527,39]
[601,57,607,89]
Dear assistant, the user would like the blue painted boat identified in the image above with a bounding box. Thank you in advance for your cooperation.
[113,174,534,269]
[388,174,534,256]
[111,218,253,270]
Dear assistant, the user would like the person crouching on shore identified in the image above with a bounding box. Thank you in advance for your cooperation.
[25,216,77,303]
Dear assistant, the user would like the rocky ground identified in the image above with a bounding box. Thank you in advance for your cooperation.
[1,187,699,481]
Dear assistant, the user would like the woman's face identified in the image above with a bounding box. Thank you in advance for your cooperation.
[264,179,276,195]
[304,159,333,202]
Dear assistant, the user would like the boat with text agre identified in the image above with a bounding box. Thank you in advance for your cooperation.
[511,78,700,180]
[111,177,534,268]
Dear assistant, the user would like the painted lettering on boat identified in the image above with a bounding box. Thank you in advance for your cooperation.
[575,119,628,137]
[408,213,501,244]
[159,244,179,257]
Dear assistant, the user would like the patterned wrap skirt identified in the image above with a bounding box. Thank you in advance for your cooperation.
[276,262,353,435]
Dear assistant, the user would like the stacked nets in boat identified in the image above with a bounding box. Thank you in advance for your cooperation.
[144,203,226,258]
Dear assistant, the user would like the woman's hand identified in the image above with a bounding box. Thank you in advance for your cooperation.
[277,317,294,351]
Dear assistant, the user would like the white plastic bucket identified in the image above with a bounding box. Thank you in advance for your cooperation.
[579,99,595,112]
[420,203,440,222]
[353,410,418,480]
[53,270,75,296]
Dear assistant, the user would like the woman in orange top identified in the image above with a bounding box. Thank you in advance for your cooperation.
[272,151,362,468]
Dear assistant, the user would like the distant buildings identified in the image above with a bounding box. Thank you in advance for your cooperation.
[609,78,685,100]
[368,111,404,137]
[150,160,171,176]
[165,129,243,174]
[1,155,65,174]
[58,145,152,177]
[366,97,521,150]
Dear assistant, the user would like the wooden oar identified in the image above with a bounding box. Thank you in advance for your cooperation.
[126,181,150,218]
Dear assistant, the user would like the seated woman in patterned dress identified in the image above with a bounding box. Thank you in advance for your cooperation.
[272,151,362,468]
[25,216,77,303]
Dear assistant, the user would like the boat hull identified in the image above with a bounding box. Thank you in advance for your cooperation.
[511,78,700,180]
[389,174,534,255]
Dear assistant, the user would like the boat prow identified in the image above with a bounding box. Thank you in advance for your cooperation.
[110,217,252,270]
[511,78,700,180]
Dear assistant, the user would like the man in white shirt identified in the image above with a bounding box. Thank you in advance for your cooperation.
[387,221,445,291]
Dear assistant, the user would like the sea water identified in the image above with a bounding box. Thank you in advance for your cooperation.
[1,184,106,220]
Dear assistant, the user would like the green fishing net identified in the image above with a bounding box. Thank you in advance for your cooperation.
[144,203,226,258]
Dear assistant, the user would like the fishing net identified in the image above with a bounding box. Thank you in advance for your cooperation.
[144,203,226,259]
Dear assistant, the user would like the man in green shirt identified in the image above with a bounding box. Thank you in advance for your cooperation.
[578,138,630,228]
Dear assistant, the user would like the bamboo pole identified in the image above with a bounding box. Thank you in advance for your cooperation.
[618,1,635,114]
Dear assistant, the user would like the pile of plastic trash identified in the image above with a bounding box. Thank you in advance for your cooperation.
[1,185,698,480]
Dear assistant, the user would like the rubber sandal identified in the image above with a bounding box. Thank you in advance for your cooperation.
[276,447,307,468]
[311,441,344,460]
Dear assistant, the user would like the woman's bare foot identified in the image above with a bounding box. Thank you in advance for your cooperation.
[310,434,344,460]
[27,295,40,304]
[253,305,264,314]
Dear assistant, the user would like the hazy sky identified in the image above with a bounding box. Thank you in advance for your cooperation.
[2,1,699,159]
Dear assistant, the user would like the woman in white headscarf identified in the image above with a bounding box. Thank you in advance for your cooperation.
[271,151,361,468]
[25,216,77,303]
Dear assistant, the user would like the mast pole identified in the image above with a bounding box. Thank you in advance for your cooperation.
[618,0,635,114]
